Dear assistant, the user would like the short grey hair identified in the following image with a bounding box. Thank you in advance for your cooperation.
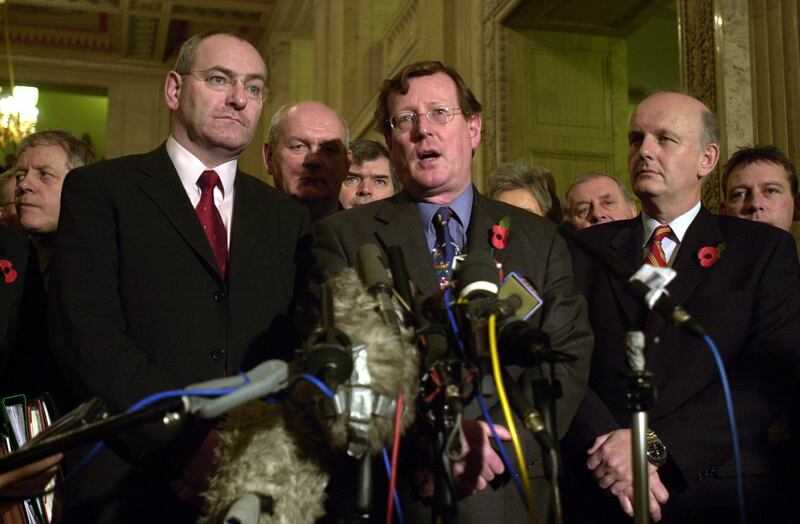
[18,130,96,171]
[564,172,634,211]
[487,161,562,223]
[268,102,350,152]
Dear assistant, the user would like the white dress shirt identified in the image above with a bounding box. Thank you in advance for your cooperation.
[166,136,236,246]
[640,201,701,266]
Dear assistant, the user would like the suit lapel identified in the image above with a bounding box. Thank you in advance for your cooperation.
[665,207,719,308]
[136,145,223,283]
[608,219,648,330]
[228,174,265,286]
[374,193,439,298]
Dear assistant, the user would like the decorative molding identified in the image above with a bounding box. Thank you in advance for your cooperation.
[481,0,521,190]
[378,0,417,78]
[678,0,720,210]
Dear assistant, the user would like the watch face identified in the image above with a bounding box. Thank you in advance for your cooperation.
[647,441,667,462]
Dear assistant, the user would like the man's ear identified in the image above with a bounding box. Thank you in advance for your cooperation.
[468,114,482,151]
[164,71,182,111]
[697,142,720,179]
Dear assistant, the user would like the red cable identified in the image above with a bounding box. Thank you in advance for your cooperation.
[385,394,404,524]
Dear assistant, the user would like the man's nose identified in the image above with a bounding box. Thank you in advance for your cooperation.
[356,179,372,196]
[226,81,248,109]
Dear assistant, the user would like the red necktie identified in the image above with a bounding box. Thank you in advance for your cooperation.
[644,225,672,267]
[196,170,228,277]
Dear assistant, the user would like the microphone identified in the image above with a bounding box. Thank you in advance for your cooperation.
[200,268,419,524]
[357,243,402,335]
[558,221,706,338]
[388,245,420,327]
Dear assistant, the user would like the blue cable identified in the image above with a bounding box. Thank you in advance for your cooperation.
[442,289,527,509]
[381,447,405,524]
[61,374,336,487]
[703,334,746,524]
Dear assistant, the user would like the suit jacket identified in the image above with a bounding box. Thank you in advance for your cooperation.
[50,144,312,523]
[0,227,51,396]
[564,207,800,523]
[313,188,593,523]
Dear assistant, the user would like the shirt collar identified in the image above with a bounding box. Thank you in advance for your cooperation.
[641,201,701,246]
[415,185,474,229]
[166,136,237,196]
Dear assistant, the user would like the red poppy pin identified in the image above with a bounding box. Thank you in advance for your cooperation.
[697,242,726,268]
[490,215,511,254]
[0,259,17,284]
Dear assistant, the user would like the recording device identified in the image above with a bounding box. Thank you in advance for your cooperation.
[200,267,419,524]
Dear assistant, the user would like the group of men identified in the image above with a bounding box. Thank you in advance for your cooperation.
[0,28,797,524]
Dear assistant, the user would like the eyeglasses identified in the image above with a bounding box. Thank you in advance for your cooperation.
[387,106,463,132]
[181,70,266,102]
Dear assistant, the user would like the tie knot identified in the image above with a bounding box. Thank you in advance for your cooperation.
[434,207,453,226]
[197,170,222,193]
[652,225,671,242]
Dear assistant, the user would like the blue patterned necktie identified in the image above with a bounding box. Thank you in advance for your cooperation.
[432,206,459,289]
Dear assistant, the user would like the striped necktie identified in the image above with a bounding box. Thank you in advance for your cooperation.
[644,225,672,267]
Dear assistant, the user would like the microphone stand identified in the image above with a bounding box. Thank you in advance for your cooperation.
[530,363,564,524]
[626,330,654,524]
[429,358,469,524]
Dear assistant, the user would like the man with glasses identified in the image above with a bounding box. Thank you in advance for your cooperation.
[313,60,592,523]
[50,30,311,523]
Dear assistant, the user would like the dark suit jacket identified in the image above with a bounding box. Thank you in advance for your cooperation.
[0,227,50,396]
[564,207,800,523]
[50,144,312,523]
[313,187,593,523]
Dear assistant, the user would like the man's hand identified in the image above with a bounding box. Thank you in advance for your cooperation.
[586,429,669,521]
[451,421,511,497]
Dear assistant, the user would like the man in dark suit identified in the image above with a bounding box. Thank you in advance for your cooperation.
[313,60,593,523]
[50,30,311,523]
[563,92,800,522]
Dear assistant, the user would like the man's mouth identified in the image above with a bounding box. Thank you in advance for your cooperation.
[417,149,441,165]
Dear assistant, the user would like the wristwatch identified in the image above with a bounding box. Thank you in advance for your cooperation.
[646,429,668,467]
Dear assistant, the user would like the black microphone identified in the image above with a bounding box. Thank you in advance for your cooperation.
[357,243,402,335]
[388,245,420,327]
[303,282,354,389]
[559,221,706,338]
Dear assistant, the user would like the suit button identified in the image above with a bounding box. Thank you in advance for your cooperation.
[210,349,225,361]
[213,290,226,302]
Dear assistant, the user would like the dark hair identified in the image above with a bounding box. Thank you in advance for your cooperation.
[722,145,798,195]
[375,60,482,137]
[18,130,96,170]
[487,162,562,223]
[350,139,389,165]
[349,139,402,193]
[174,30,255,74]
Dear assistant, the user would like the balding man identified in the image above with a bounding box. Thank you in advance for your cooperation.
[564,172,637,228]
[564,92,800,523]
[264,100,351,221]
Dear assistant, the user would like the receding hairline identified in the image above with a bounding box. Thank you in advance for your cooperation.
[565,173,633,207]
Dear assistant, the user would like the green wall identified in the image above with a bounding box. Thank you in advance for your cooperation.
[0,86,108,164]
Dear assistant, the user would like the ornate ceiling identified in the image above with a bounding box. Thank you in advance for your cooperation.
[0,0,277,67]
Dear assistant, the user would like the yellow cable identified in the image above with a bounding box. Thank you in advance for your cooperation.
[489,313,537,524]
